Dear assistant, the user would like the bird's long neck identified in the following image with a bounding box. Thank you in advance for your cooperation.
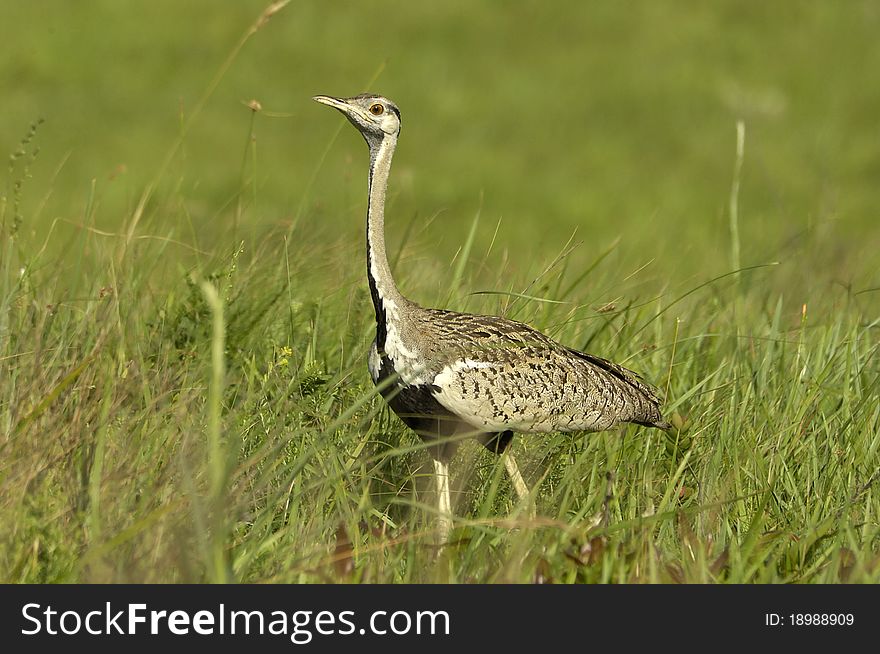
[366,134,406,347]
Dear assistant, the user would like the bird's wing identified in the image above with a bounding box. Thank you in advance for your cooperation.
[423,310,666,433]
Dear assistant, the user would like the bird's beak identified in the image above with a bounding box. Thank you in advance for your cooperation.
[312,95,349,111]
[314,94,373,126]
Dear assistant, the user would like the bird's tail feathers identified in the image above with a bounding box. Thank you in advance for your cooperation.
[566,347,670,429]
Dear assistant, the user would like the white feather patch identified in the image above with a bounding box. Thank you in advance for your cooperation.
[379,322,430,385]
[431,360,501,431]
[379,293,399,320]
[368,340,381,383]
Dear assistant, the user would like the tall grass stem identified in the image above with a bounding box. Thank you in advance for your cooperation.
[729,120,745,276]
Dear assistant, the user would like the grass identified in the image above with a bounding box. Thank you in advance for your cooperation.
[1,1,879,583]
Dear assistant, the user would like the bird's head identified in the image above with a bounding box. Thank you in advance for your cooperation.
[313,93,401,147]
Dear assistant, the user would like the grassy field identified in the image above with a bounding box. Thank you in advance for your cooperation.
[1,1,879,583]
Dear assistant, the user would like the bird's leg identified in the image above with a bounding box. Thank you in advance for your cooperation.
[432,458,452,544]
[503,452,535,518]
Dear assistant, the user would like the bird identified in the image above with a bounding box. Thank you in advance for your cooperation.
[313,92,670,543]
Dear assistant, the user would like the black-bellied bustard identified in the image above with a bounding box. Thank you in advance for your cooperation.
[314,93,670,543]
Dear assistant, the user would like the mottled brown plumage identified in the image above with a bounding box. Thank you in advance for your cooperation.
[414,307,665,432]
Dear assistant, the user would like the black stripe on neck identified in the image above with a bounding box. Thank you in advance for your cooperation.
[366,171,388,352]
[367,256,388,351]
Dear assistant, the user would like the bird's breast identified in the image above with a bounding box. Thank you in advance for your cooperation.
[371,320,432,387]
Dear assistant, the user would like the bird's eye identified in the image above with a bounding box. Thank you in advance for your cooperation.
[369,103,384,116]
